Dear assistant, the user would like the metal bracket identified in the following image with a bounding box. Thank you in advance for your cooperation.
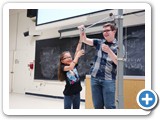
[117,58,125,61]
[115,15,124,19]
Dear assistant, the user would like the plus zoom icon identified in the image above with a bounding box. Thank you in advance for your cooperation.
[137,89,158,110]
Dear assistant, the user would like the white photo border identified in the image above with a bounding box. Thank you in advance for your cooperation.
[3,2,151,115]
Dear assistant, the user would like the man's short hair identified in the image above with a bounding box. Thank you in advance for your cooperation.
[103,23,117,31]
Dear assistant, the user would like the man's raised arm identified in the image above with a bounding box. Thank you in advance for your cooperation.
[78,25,94,46]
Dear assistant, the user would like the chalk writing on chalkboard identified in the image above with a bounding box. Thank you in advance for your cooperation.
[123,25,145,76]
[34,24,145,80]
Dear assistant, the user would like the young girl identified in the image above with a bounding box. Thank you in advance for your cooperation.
[58,36,84,109]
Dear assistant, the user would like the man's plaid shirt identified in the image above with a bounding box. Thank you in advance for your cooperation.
[90,39,118,80]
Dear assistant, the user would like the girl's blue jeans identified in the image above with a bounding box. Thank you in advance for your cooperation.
[64,93,80,109]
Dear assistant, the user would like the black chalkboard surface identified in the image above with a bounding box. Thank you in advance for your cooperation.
[123,25,145,76]
[34,24,145,80]
[34,34,99,80]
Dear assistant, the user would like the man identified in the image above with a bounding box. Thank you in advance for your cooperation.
[78,23,118,109]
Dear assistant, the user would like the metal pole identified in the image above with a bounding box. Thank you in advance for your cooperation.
[117,9,124,109]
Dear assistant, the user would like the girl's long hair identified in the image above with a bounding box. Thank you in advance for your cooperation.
[58,51,70,81]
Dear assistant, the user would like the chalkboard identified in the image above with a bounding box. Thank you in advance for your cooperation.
[34,34,99,80]
[34,24,145,80]
[123,25,145,76]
